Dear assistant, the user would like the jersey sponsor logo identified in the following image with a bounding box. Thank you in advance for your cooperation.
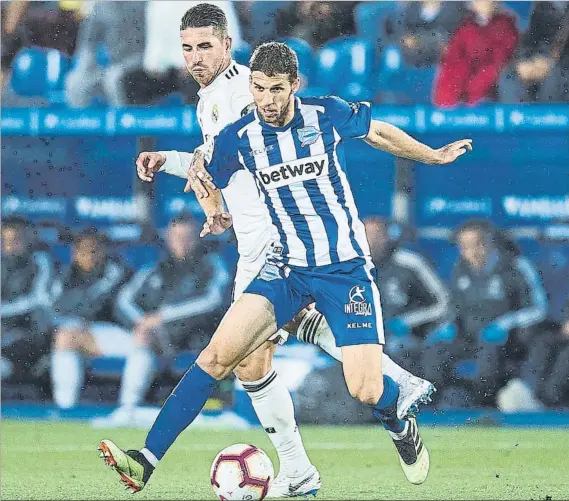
[255,154,329,190]
[297,126,322,147]
[345,285,372,316]
[347,322,373,329]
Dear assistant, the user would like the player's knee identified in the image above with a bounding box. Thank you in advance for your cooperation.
[197,347,233,380]
[234,345,275,382]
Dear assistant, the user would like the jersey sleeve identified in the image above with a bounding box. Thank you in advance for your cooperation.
[325,95,372,139]
[207,127,243,189]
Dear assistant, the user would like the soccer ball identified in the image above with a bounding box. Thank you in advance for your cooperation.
[210,443,274,500]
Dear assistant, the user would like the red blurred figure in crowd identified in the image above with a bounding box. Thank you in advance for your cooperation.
[433,0,518,107]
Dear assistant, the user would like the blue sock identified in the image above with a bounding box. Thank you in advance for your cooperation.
[145,362,217,460]
[371,375,406,434]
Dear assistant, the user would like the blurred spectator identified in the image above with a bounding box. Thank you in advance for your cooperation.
[1,1,81,68]
[1,217,54,388]
[64,1,145,107]
[236,1,287,46]
[126,1,243,105]
[499,2,569,103]
[50,229,133,409]
[433,0,518,107]
[395,0,465,68]
[364,217,449,370]
[538,300,569,406]
[97,214,230,426]
[422,220,548,407]
[277,1,358,48]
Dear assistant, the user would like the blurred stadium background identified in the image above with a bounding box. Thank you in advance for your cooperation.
[1,1,569,499]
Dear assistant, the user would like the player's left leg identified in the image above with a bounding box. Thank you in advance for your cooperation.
[310,258,429,484]
[234,342,321,498]
[293,307,435,418]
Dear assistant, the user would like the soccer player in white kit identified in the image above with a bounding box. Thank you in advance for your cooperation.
[130,4,433,497]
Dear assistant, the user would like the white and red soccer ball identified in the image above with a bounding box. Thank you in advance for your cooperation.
[210,444,274,500]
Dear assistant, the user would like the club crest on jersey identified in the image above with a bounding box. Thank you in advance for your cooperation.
[345,285,372,316]
[297,126,322,147]
[212,104,219,123]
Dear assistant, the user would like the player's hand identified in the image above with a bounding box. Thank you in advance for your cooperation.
[134,313,163,336]
[184,151,217,197]
[432,139,473,164]
[200,211,233,237]
[136,152,166,182]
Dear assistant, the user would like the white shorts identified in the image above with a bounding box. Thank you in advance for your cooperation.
[90,322,134,357]
[233,254,289,345]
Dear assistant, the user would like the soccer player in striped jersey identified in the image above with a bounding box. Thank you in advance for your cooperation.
[98,36,472,498]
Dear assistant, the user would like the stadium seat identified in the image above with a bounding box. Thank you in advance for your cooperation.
[315,37,375,93]
[354,1,397,41]
[504,1,531,31]
[281,37,314,81]
[232,41,252,66]
[11,47,70,98]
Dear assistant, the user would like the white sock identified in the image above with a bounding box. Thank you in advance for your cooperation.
[297,309,412,384]
[240,369,312,477]
[140,447,159,468]
[118,347,156,408]
[51,350,83,409]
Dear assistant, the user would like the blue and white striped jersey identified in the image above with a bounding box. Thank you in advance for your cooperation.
[208,95,372,268]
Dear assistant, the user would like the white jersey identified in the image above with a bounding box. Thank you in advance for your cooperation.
[159,61,274,264]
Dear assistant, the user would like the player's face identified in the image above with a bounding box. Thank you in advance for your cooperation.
[167,221,198,259]
[250,72,300,126]
[180,26,231,87]
[458,229,490,270]
[74,237,105,272]
[1,227,25,256]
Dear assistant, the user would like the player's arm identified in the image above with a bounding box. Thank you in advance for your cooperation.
[364,120,472,165]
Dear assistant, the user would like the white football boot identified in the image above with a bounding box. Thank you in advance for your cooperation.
[396,373,436,420]
[266,464,321,498]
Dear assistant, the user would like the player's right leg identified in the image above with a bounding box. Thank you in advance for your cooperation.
[99,292,292,493]
[342,344,429,485]
[311,259,429,485]
[293,307,435,419]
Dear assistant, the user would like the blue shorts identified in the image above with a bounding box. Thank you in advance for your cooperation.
[244,257,385,347]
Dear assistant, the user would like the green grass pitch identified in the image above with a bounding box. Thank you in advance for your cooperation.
[2,420,568,500]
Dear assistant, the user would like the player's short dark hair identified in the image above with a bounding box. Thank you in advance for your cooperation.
[250,42,299,82]
[2,215,28,230]
[180,3,228,39]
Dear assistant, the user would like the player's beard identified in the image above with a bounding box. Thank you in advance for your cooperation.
[264,92,294,127]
